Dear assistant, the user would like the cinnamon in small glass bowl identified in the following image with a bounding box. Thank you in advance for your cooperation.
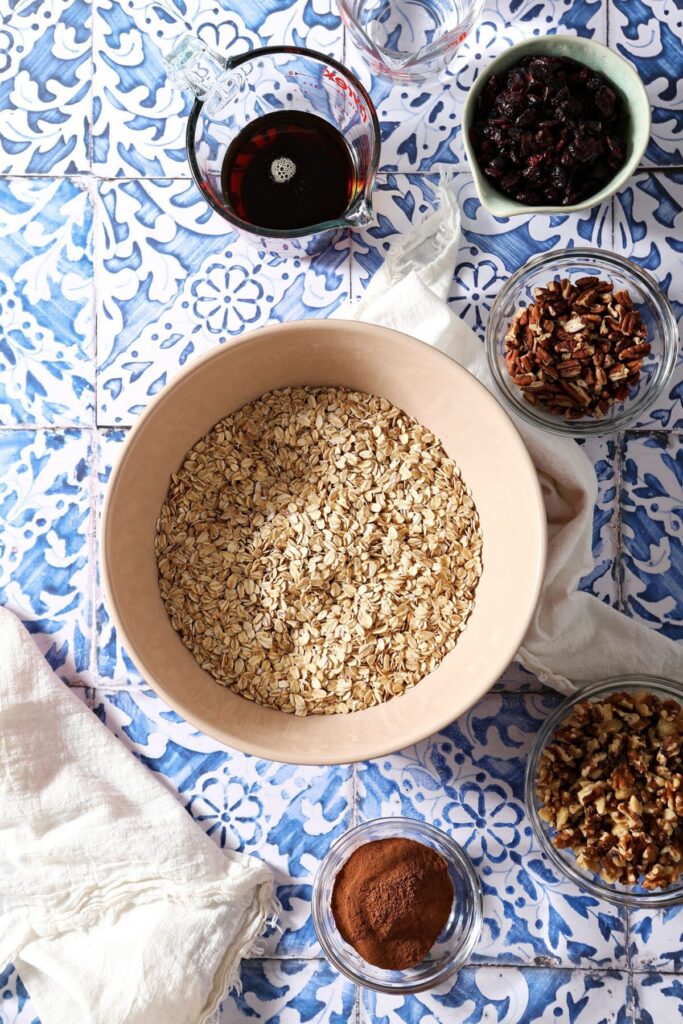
[312,817,482,993]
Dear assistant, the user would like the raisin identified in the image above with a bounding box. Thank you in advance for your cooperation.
[469,54,627,206]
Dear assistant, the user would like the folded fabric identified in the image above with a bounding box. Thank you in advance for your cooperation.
[347,183,683,691]
[0,607,274,1024]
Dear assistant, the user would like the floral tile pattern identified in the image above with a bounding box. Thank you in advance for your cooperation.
[2,0,683,1022]
[95,179,349,426]
[362,967,630,1024]
[90,686,354,955]
[357,692,628,968]
[609,0,683,167]
[630,905,683,973]
[0,428,93,684]
[94,426,144,685]
[633,972,683,1024]
[91,0,343,178]
[0,0,91,175]
[0,177,94,425]
[220,960,356,1023]
[620,432,683,642]
[613,171,683,432]
[579,437,620,606]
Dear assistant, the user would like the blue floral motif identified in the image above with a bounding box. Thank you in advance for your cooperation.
[190,261,265,334]
[0,0,90,174]
[188,769,264,849]
[0,178,94,425]
[363,967,630,1024]
[0,429,92,682]
[0,1,682,1021]
[621,432,683,642]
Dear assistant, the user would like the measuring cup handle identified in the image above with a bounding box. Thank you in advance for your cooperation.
[164,33,238,112]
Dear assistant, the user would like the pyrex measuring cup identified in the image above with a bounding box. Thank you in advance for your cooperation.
[338,0,485,82]
[165,35,380,255]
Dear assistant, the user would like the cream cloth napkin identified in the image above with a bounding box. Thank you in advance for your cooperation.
[0,607,274,1024]
[347,184,683,692]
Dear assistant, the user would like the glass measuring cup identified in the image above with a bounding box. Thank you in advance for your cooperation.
[337,0,485,82]
[165,34,380,255]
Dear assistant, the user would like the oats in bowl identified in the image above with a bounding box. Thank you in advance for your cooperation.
[155,386,483,716]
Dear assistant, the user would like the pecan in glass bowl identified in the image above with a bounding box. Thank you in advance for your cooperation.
[486,248,678,437]
[525,677,683,908]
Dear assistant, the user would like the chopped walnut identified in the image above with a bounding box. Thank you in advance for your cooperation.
[536,691,683,890]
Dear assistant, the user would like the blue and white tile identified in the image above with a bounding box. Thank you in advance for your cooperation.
[0,964,38,1024]
[220,960,356,1023]
[92,0,343,177]
[578,437,620,606]
[634,973,683,1024]
[91,686,353,955]
[620,432,683,643]
[352,173,612,341]
[613,171,683,431]
[357,691,628,968]
[609,0,683,167]
[0,177,94,426]
[0,429,93,685]
[630,905,683,973]
[362,967,630,1023]
[346,0,607,174]
[95,178,350,426]
[95,427,145,686]
[0,0,90,175]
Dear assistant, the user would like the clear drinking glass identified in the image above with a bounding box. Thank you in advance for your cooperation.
[165,34,380,255]
[337,0,485,82]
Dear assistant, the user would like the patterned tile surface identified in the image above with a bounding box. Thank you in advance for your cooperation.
[621,432,683,642]
[613,171,683,432]
[634,972,683,1024]
[1,0,682,1022]
[362,967,631,1023]
[0,0,91,175]
[0,177,94,425]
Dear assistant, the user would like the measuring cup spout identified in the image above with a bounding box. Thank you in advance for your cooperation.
[344,195,374,229]
[164,33,243,117]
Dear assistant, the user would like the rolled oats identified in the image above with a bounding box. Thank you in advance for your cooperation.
[155,386,482,716]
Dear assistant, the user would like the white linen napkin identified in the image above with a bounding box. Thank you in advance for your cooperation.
[348,183,683,692]
[0,607,274,1024]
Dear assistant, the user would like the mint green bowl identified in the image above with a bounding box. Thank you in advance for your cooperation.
[462,35,651,217]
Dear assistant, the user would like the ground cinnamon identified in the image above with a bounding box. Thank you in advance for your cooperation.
[330,837,454,971]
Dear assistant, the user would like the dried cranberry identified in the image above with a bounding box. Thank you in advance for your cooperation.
[469,54,627,206]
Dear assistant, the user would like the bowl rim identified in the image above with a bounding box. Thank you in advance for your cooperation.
[462,33,652,217]
[484,247,679,437]
[101,318,547,764]
[525,674,683,908]
[311,816,484,992]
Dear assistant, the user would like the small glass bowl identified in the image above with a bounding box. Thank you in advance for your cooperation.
[486,248,678,437]
[312,817,483,993]
[525,675,683,909]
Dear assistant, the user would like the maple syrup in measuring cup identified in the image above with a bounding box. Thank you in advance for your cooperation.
[222,111,355,231]
[165,35,380,255]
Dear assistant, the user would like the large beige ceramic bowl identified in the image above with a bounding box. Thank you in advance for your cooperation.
[102,320,546,764]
